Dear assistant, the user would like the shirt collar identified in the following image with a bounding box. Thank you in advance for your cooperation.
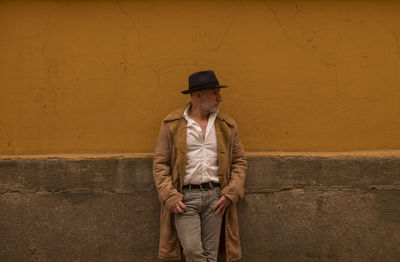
[183,103,219,127]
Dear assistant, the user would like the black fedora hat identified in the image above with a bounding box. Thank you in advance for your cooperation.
[182,70,228,94]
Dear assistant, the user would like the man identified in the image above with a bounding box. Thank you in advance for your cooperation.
[153,70,247,262]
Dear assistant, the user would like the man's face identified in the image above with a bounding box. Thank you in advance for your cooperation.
[200,88,222,113]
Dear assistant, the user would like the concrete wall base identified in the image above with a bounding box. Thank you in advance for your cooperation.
[1,155,399,261]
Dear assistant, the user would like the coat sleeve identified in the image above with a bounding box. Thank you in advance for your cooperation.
[153,121,183,211]
[221,125,247,203]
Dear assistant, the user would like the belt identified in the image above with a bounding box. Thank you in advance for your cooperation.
[183,182,220,190]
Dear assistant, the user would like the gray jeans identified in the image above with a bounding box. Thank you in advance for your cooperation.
[174,186,223,262]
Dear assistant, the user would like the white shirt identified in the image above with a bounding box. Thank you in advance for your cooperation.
[183,104,220,185]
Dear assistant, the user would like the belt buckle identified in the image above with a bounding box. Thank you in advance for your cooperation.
[200,182,213,191]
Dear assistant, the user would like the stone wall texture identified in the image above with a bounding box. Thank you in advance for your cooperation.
[1,154,399,261]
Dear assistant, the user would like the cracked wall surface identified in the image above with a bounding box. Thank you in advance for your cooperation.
[1,0,400,154]
[0,154,399,261]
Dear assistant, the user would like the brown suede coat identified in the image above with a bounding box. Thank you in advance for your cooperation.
[153,106,247,262]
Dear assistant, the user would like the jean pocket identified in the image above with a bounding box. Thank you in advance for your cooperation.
[214,187,221,199]
[182,189,189,202]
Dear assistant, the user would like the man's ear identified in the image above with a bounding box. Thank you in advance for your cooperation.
[193,91,201,98]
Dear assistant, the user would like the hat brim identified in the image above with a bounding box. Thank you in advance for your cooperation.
[181,85,228,94]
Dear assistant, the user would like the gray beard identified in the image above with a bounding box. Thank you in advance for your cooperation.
[201,103,217,113]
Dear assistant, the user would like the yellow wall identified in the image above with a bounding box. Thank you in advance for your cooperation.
[1,0,400,154]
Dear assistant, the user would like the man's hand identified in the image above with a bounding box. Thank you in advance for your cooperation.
[213,195,232,216]
[170,200,187,214]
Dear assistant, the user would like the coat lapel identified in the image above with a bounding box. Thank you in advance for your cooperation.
[168,118,187,192]
[215,118,231,187]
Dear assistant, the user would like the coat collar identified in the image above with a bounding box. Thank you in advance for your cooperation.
[163,103,236,127]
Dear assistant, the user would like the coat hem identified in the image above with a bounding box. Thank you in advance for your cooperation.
[158,253,181,261]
